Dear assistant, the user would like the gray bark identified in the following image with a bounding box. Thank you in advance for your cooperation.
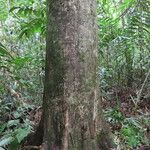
[43,0,113,149]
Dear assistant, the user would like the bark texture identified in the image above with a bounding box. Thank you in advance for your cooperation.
[43,0,113,149]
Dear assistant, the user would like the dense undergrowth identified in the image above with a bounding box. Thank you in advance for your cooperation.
[0,0,149,149]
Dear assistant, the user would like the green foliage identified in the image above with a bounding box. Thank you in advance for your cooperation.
[0,103,33,150]
[121,126,140,147]
[0,137,13,147]
[0,0,8,21]
[9,0,46,37]
[0,0,149,149]
[98,0,150,87]
[120,117,149,148]
[104,107,124,123]
[0,0,45,104]
[104,103,150,148]
[0,43,12,58]
[0,126,31,150]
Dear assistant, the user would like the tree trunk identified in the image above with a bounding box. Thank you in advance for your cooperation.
[42,0,113,149]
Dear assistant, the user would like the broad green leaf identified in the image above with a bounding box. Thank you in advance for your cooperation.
[15,128,30,143]
[8,138,19,150]
[0,42,13,58]
[9,7,21,13]
[0,124,6,133]
[128,136,139,147]
[0,0,8,21]
[0,137,13,147]
[119,0,135,12]
[10,56,32,69]
[7,120,20,128]
[12,111,22,119]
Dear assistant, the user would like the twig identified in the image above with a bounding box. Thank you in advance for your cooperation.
[22,146,40,150]
[137,71,150,103]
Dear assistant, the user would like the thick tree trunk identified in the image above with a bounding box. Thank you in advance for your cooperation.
[42,0,113,149]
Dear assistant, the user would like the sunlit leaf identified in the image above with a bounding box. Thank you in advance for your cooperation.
[0,137,13,147]
[0,0,8,20]
[0,43,13,58]
[15,128,31,143]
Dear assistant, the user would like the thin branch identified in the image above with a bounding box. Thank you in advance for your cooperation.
[137,71,150,102]
[21,146,40,150]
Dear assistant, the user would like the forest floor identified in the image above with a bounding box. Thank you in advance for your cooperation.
[101,86,150,150]
[23,86,150,149]
[0,86,149,150]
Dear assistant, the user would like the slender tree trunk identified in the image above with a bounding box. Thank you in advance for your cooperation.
[42,0,113,149]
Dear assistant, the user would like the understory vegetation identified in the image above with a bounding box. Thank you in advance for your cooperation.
[0,0,149,149]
